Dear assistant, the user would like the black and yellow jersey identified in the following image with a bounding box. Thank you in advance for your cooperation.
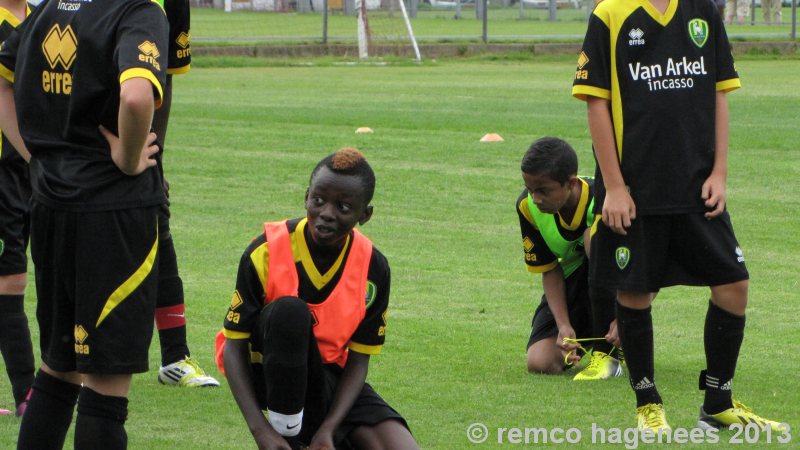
[224,218,390,356]
[165,0,190,75]
[0,0,168,211]
[0,2,30,164]
[572,0,739,215]
[517,177,595,277]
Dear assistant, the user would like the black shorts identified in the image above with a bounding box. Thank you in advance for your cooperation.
[30,201,159,374]
[527,262,593,349]
[589,212,749,292]
[0,159,31,275]
[249,302,409,448]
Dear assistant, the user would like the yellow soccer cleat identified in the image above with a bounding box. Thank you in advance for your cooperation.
[573,351,623,380]
[637,403,671,434]
[698,400,786,432]
[158,356,220,387]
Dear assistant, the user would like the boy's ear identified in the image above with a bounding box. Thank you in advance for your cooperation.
[304,188,310,203]
[358,205,374,226]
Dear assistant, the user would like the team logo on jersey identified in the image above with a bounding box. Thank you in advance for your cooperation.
[575,51,589,80]
[523,237,534,252]
[42,25,77,70]
[615,246,630,270]
[137,41,161,71]
[175,32,191,59]
[365,281,378,308]
[0,239,4,256]
[74,325,90,355]
[688,19,709,48]
[628,28,645,46]
[230,290,243,310]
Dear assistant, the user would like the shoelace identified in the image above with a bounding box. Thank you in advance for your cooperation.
[561,337,617,368]
[639,404,667,428]
[183,357,207,375]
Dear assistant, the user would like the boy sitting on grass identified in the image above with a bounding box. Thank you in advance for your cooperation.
[217,148,418,450]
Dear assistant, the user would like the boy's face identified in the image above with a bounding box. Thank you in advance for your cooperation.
[305,166,372,248]
[523,172,572,215]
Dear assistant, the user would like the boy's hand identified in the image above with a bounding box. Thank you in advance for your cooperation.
[100,125,159,175]
[557,325,580,366]
[309,425,335,450]
[605,319,621,347]
[701,173,726,219]
[602,186,636,235]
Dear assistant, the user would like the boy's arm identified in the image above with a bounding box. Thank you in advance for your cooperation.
[224,338,292,450]
[100,77,160,176]
[701,91,729,219]
[587,96,636,235]
[541,267,579,363]
[0,78,30,161]
[309,351,370,450]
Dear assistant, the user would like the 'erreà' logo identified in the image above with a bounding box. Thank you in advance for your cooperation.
[138,41,161,71]
[615,247,630,270]
[688,19,709,48]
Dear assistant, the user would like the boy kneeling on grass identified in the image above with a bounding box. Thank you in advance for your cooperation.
[216,148,418,450]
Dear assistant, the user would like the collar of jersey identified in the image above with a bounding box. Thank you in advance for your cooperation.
[294,218,350,290]
[557,177,589,231]
[0,5,29,27]
[638,0,678,26]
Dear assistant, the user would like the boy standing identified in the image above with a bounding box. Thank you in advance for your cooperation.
[0,0,168,446]
[572,0,783,432]
[517,137,620,380]
[152,0,219,389]
[218,148,418,449]
[0,0,34,417]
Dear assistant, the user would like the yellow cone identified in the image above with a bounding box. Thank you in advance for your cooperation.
[355,127,374,134]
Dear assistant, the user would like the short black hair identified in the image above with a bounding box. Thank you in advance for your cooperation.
[520,137,578,185]
[310,147,376,204]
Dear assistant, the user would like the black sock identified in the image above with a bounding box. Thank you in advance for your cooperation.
[155,225,190,366]
[616,302,661,407]
[0,294,35,405]
[261,297,312,414]
[701,300,745,414]
[17,370,80,450]
[74,387,128,450]
[589,286,616,355]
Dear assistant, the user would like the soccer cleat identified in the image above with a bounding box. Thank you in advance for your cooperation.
[637,403,671,434]
[573,351,623,380]
[698,400,785,432]
[158,356,220,387]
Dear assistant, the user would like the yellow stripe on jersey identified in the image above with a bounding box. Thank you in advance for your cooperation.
[119,68,163,108]
[0,7,23,28]
[519,196,537,229]
[572,85,610,102]
[638,0,678,26]
[249,241,269,293]
[167,65,190,76]
[96,231,158,327]
[558,178,589,231]
[716,78,741,93]
[295,218,349,290]
[249,350,263,364]
[223,329,251,340]
[527,261,559,274]
[0,63,14,83]
[348,341,382,355]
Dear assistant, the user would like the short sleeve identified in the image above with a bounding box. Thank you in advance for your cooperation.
[223,236,269,340]
[347,250,390,355]
[0,26,21,83]
[516,191,558,273]
[572,11,612,101]
[116,1,168,107]
[164,0,191,74]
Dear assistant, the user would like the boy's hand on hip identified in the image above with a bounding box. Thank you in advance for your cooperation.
[602,186,636,235]
[702,173,727,219]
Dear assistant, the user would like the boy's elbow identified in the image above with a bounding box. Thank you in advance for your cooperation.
[119,78,155,115]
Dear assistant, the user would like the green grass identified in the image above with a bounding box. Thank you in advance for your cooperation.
[0,58,798,448]
[191,7,799,44]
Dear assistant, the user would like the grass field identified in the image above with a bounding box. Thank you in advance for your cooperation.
[0,55,798,448]
[190,7,799,44]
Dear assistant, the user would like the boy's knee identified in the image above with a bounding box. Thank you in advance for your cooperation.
[259,297,312,342]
